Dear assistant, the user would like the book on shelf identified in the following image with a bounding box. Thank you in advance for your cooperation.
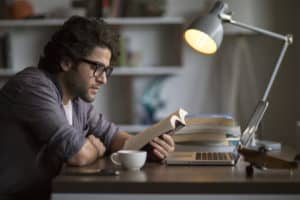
[102,0,166,17]
[117,36,128,67]
[123,108,188,150]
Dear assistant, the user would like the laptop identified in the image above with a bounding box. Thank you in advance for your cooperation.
[165,101,268,166]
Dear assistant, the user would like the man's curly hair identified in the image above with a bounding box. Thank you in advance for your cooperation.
[38,16,119,73]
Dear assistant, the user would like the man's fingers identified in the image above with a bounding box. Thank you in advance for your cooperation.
[88,135,106,157]
[153,148,165,160]
[150,140,168,158]
[95,140,106,156]
[88,134,96,140]
[161,134,175,151]
[153,135,175,153]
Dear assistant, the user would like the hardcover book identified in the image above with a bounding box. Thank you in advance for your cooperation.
[123,108,188,150]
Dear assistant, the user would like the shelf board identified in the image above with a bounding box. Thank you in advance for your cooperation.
[0,19,63,27]
[113,66,182,76]
[107,17,184,25]
[0,17,184,28]
[0,67,182,77]
[0,68,19,77]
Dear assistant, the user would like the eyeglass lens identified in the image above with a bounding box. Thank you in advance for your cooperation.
[94,67,113,77]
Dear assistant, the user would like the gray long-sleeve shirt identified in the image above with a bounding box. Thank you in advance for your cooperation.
[0,67,119,198]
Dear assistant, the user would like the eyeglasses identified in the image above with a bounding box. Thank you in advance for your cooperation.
[80,58,113,78]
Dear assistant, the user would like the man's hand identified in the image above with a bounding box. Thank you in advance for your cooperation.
[149,134,175,160]
[88,134,106,157]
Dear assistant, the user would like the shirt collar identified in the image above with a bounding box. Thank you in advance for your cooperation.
[43,70,64,100]
[43,69,80,105]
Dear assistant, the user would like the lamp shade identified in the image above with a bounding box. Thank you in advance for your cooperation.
[184,1,227,54]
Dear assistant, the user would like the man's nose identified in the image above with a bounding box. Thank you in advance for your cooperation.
[96,72,107,84]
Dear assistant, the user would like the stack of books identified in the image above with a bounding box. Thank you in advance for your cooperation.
[172,114,241,152]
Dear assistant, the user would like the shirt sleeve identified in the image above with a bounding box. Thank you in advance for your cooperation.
[5,74,85,161]
[86,103,120,149]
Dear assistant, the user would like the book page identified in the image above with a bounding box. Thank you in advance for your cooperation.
[169,108,188,129]
[123,108,188,150]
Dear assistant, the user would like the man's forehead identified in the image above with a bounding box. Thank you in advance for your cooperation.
[88,47,111,63]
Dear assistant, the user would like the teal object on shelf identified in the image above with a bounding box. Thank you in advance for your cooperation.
[140,77,166,124]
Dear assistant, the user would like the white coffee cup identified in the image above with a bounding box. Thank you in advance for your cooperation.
[110,150,147,171]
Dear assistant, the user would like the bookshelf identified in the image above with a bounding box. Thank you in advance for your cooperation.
[0,66,182,78]
[0,17,184,27]
[0,17,183,75]
[0,17,184,132]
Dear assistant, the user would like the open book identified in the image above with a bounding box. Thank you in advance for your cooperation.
[123,108,188,150]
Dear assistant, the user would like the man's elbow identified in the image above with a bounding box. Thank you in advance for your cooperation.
[67,146,94,166]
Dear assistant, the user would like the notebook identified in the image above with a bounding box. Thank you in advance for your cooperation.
[165,101,268,166]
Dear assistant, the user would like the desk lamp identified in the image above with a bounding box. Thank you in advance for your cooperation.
[184,1,293,150]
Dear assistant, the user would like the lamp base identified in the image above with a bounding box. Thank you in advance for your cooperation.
[250,139,282,151]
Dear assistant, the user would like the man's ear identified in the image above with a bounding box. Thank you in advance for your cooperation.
[60,58,72,72]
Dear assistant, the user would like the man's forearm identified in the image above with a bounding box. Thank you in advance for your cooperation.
[67,139,99,166]
[110,131,132,152]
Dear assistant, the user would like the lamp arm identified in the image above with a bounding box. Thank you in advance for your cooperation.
[219,13,293,43]
[220,13,293,102]
[261,40,289,102]
[230,19,289,41]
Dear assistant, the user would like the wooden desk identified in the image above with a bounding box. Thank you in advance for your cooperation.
[53,148,300,195]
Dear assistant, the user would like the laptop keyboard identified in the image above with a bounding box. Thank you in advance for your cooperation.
[196,152,234,161]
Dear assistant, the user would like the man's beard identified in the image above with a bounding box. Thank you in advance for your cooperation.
[64,71,96,103]
[75,90,94,102]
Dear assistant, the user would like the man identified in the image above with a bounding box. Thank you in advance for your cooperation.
[0,16,175,200]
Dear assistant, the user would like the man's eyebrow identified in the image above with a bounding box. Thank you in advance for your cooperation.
[83,58,111,68]
[91,60,107,68]
[101,63,112,69]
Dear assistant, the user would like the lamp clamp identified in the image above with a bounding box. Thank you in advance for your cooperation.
[219,12,232,23]
[286,34,293,44]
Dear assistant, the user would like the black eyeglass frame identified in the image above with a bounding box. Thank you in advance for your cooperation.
[80,58,113,78]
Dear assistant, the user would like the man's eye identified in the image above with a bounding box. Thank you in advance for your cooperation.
[89,65,96,71]
[97,64,105,68]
